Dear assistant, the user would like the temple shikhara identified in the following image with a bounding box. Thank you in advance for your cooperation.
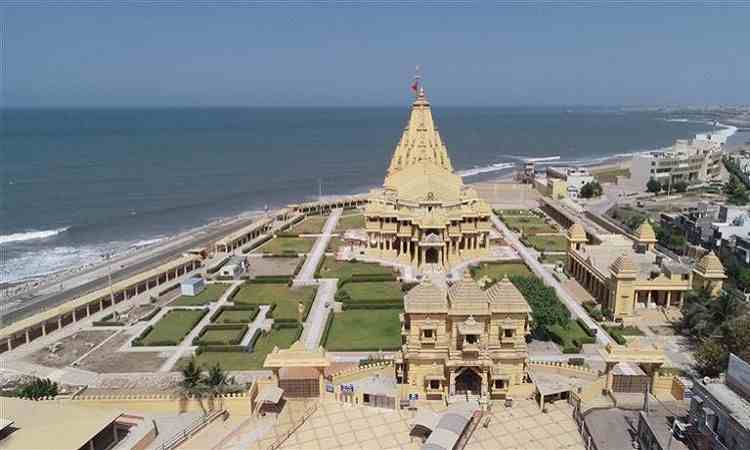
[363,86,493,270]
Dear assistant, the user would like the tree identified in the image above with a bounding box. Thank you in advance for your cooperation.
[180,358,208,415]
[204,363,237,410]
[737,268,750,292]
[695,339,727,378]
[725,175,749,205]
[646,178,662,194]
[579,181,603,199]
[14,377,58,400]
[673,180,688,193]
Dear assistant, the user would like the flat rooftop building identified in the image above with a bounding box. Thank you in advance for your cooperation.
[630,138,723,191]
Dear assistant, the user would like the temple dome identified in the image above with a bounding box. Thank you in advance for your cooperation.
[694,251,727,278]
[610,254,637,276]
[568,223,587,241]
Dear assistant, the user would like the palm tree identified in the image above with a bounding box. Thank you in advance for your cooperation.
[204,363,237,411]
[179,358,208,415]
[15,377,59,400]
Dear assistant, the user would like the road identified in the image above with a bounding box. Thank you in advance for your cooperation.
[491,214,614,346]
[1,211,286,326]
[294,209,342,284]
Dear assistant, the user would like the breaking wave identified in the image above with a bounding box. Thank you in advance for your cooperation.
[0,227,70,245]
[458,162,516,177]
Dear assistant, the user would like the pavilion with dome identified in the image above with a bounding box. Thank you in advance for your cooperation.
[362,86,493,270]
[565,221,727,320]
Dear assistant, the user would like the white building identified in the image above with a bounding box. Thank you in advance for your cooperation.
[180,277,205,296]
[546,167,595,199]
[219,255,248,279]
[630,138,723,191]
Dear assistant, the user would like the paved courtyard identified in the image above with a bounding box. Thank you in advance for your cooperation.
[206,394,584,450]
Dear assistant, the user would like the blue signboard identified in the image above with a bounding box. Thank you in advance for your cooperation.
[341,384,355,393]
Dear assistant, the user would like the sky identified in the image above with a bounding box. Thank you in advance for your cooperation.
[3,3,749,107]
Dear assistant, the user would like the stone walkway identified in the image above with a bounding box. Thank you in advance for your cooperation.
[301,279,337,350]
[492,214,614,347]
[295,209,342,285]
[157,280,244,372]
[240,305,271,347]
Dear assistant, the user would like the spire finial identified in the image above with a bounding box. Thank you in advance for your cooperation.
[410,65,422,96]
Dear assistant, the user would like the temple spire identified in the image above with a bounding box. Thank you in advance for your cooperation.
[386,75,454,177]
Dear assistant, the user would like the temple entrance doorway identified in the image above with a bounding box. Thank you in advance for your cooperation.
[425,248,439,264]
[455,368,482,396]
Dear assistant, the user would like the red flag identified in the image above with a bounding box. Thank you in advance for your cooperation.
[411,79,419,93]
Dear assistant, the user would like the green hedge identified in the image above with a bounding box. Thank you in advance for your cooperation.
[209,304,258,323]
[342,302,403,310]
[292,257,306,278]
[275,232,300,238]
[196,345,247,355]
[250,275,293,284]
[131,325,154,347]
[92,320,125,327]
[192,324,247,346]
[576,318,597,338]
[313,255,327,278]
[320,313,335,349]
[272,321,303,340]
[243,235,272,254]
[139,306,162,322]
[337,273,396,289]
[265,251,301,258]
[603,325,628,345]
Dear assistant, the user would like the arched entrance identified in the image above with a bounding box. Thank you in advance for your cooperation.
[455,368,482,395]
[425,248,439,264]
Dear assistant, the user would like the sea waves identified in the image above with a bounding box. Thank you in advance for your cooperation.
[0,227,70,245]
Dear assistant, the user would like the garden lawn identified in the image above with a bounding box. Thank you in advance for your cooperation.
[324,309,401,351]
[541,254,568,264]
[257,237,315,254]
[189,326,299,370]
[141,309,206,346]
[340,281,403,303]
[500,214,557,235]
[233,283,316,321]
[288,216,328,234]
[196,327,246,345]
[335,213,365,231]
[171,284,230,306]
[472,262,532,282]
[326,237,344,253]
[547,320,591,351]
[316,257,393,279]
[214,308,258,324]
[526,235,568,252]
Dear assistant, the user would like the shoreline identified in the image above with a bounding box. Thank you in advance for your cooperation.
[0,121,734,296]
[0,151,632,299]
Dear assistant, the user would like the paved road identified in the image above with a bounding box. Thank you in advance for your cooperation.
[301,279,337,350]
[491,214,614,346]
[2,213,273,325]
[294,209,342,285]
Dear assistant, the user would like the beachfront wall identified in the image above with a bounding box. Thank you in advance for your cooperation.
[0,255,202,354]
[289,195,368,215]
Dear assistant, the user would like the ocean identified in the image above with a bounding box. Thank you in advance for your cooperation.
[0,106,731,284]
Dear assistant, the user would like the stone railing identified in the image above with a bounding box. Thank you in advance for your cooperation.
[329,361,393,384]
[529,360,600,379]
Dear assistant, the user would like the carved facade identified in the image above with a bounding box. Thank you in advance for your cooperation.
[395,274,531,401]
[364,88,493,270]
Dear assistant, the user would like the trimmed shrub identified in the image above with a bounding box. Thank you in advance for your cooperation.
[250,275,293,284]
[92,320,125,327]
[192,324,247,346]
[292,257,306,277]
[139,306,162,322]
[275,232,300,238]
[576,318,597,338]
[131,325,154,347]
[342,302,404,310]
[196,345,247,355]
[320,313,335,348]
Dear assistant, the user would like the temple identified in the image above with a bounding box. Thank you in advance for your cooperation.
[395,273,531,402]
[566,221,727,320]
[363,87,493,270]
